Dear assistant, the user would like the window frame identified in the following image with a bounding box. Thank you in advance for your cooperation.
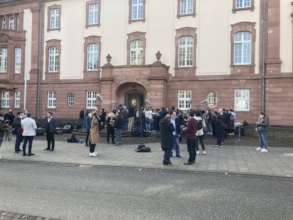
[127,32,146,65]
[14,47,22,74]
[177,0,196,18]
[177,90,192,111]
[86,0,101,27]
[0,47,8,73]
[1,91,10,109]
[234,89,250,112]
[175,27,196,70]
[233,31,252,65]
[207,92,218,108]
[233,0,254,12]
[14,90,21,109]
[84,36,101,73]
[178,36,194,68]
[129,0,146,23]
[47,91,57,109]
[86,91,97,109]
[46,39,61,75]
[230,22,256,74]
[67,93,75,107]
[47,5,61,32]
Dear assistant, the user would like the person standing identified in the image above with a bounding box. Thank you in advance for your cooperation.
[215,109,227,148]
[160,113,174,166]
[45,112,57,151]
[171,111,181,157]
[89,109,100,157]
[195,111,207,155]
[0,113,7,159]
[4,109,15,126]
[144,107,153,132]
[115,111,124,145]
[85,111,92,147]
[99,108,107,131]
[183,111,198,165]
[12,112,23,153]
[256,112,270,153]
[21,113,37,156]
[106,111,116,144]
[128,106,135,132]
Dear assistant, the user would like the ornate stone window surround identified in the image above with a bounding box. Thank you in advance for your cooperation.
[177,0,196,18]
[86,0,101,28]
[127,32,146,65]
[84,35,101,74]
[45,39,61,75]
[231,22,256,74]
[47,4,61,32]
[175,27,196,69]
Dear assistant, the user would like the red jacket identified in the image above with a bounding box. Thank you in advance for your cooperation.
[185,117,197,139]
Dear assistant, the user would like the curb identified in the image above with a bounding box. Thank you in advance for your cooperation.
[1,158,293,180]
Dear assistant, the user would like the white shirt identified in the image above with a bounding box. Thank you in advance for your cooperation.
[21,117,37,136]
[145,110,153,120]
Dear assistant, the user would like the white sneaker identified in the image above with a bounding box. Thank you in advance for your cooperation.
[93,152,98,156]
[202,151,207,155]
[256,147,261,151]
[261,149,268,153]
[196,151,200,155]
[89,153,97,157]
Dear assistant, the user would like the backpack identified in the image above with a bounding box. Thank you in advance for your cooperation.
[136,144,151,153]
[197,119,203,130]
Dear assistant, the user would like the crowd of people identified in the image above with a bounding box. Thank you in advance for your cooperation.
[0,105,270,162]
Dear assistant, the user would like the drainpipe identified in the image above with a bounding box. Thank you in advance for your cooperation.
[35,0,44,119]
[260,0,268,114]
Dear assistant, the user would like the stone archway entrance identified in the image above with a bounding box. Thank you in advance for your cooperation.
[116,83,146,108]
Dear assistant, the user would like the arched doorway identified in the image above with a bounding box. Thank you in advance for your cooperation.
[116,82,146,108]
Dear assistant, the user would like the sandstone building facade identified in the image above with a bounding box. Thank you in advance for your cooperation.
[0,0,292,125]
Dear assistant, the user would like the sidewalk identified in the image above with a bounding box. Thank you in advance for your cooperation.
[1,140,293,177]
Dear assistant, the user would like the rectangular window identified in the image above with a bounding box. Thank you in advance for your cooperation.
[1,16,7,29]
[179,0,194,16]
[131,0,144,21]
[14,48,21,74]
[234,89,250,112]
[8,16,15,30]
[87,44,99,71]
[48,47,59,73]
[47,91,56,109]
[235,0,252,9]
[177,90,192,110]
[1,91,10,108]
[14,90,21,108]
[0,48,8,73]
[86,91,97,109]
[234,32,252,65]
[49,8,61,30]
[88,2,99,26]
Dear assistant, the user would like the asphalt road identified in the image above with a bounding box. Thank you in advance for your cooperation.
[0,161,292,220]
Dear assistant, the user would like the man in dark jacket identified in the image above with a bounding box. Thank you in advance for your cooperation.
[4,109,15,126]
[45,112,57,151]
[115,112,124,145]
[12,112,23,153]
[160,113,174,166]
[215,109,227,147]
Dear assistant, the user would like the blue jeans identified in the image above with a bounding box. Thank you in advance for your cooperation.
[259,131,268,149]
[116,129,122,144]
[172,135,180,157]
[145,118,152,131]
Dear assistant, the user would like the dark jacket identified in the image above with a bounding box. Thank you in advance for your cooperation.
[215,114,227,134]
[160,118,174,151]
[256,116,270,132]
[0,120,5,138]
[45,117,57,133]
[115,115,124,130]
[85,116,92,132]
[185,118,197,140]
[4,112,14,125]
[12,117,22,134]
